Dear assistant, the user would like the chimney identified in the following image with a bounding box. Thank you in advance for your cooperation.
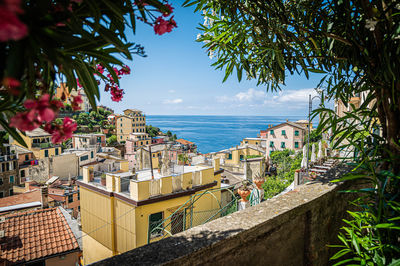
[41,186,49,208]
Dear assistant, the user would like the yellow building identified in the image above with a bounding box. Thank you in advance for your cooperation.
[215,144,265,166]
[11,128,61,159]
[240,137,263,146]
[78,160,222,265]
[115,109,146,143]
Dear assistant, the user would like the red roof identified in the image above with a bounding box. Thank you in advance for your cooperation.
[0,190,54,208]
[176,139,194,145]
[0,207,80,264]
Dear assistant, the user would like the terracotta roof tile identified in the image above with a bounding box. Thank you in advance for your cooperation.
[175,138,194,145]
[0,207,80,264]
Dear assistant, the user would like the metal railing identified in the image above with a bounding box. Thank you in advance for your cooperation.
[148,186,239,244]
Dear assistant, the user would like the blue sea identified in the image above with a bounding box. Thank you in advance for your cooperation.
[146,116,308,154]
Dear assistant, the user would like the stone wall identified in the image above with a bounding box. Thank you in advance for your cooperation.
[93,177,360,266]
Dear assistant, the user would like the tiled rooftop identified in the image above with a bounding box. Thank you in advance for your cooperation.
[0,190,54,209]
[176,139,194,145]
[0,207,80,264]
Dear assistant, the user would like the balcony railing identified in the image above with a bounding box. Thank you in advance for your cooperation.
[32,143,54,148]
[0,154,17,162]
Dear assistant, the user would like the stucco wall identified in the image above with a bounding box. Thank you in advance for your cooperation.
[94,173,360,266]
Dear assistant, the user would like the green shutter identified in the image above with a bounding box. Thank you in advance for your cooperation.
[45,150,49,157]
[270,130,274,135]
[295,142,299,148]
[270,141,274,147]
[295,130,299,136]
[282,130,286,136]
[281,142,285,148]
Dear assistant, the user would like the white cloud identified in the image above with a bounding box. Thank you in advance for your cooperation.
[163,98,183,104]
[273,88,318,103]
[168,90,176,93]
[235,88,266,102]
[216,88,266,103]
[216,88,320,111]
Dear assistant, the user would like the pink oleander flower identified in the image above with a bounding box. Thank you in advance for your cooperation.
[71,94,83,111]
[166,16,177,33]
[10,112,40,131]
[23,94,55,123]
[96,64,105,74]
[162,3,174,17]
[118,65,131,75]
[9,94,64,133]
[46,117,77,143]
[2,77,21,95]
[110,86,124,102]
[4,0,24,14]
[0,7,28,42]
[154,17,170,35]
[76,78,82,88]
[153,16,177,35]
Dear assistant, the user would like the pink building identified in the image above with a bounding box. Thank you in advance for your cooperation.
[262,121,306,155]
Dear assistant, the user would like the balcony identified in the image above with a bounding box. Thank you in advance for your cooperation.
[0,154,17,162]
[93,165,360,266]
[32,143,54,148]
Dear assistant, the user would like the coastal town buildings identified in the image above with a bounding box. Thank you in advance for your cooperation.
[240,137,264,147]
[261,121,307,155]
[175,139,197,152]
[0,145,19,198]
[115,109,147,142]
[11,128,61,159]
[77,160,222,265]
[72,133,106,150]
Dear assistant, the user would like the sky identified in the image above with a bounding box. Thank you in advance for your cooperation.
[98,3,325,116]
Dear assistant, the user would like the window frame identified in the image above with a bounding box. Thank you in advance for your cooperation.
[149,212,164,239]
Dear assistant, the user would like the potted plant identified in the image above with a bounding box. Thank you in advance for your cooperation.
[158,160,162,173]
[237,180,252,202]
[253,173,265,189]
[100,173,106,186]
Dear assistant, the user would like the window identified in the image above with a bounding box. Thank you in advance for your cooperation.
[91,151,94,159]
[44,150,49,157]
[120,136,123,139]
[270,130,274,135]
[9,176,14,183]
[55,148,59,156]
[120,129,123,133]
[149,212,163,238]
[281,142,286,148]
[245,141,248,144]
[21,170,25,178]
[269,141,274,147]
[153,154,155,158]
[1,163,4,172]
[9,189,13,196]
[68,194,73,203]
[281,130,286,136]
[0,178,3,185]
[295,130,299,136]
[141,141,143,145]
[0,191,3,198]
[295,142,299,148]
[240,155,244,160]
[97,137,102,143]
[227,153,232,159]
[25,155,29,161]
[80,155,89,161]
[78,191,80,200]
[120,123,122,127]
